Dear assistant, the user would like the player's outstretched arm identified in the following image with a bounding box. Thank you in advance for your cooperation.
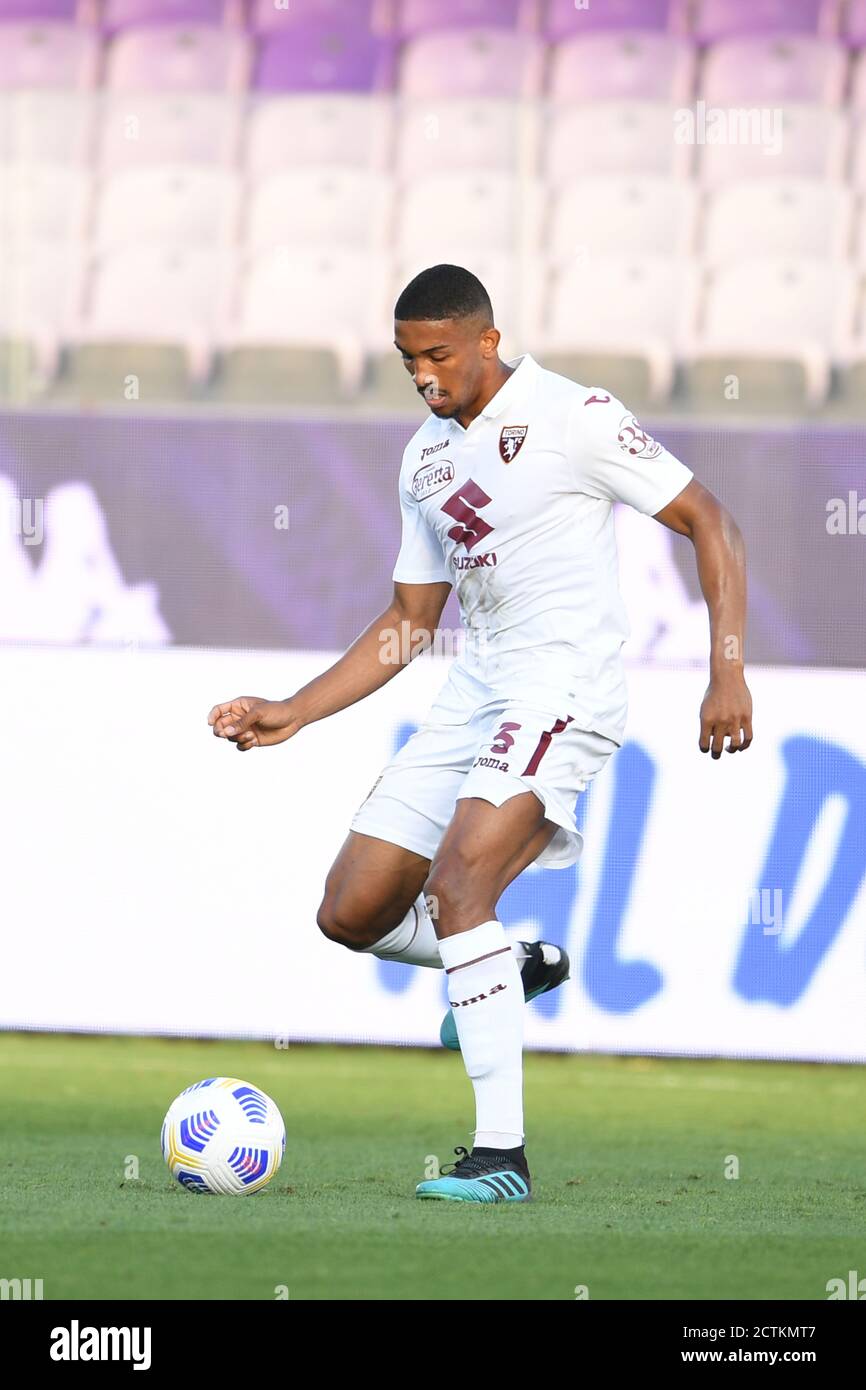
[653,479,753,759]
[207,579,452,751]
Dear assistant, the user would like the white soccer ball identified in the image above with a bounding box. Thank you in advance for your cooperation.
[161,1077,286,1195]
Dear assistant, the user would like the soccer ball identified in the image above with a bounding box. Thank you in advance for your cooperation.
[161,1077,286,1195]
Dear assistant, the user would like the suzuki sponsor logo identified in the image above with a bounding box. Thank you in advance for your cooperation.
[453,551,497,570]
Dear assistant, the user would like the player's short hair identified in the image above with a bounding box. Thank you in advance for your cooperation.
[394,264,493,327]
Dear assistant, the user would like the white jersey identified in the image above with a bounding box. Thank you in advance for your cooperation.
[391,353,694,745]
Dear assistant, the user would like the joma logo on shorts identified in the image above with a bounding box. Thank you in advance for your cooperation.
[451,983,507,1007]
[474,756,509,771]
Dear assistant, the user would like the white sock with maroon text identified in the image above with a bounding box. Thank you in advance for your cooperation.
[437,919,524,1150]
[361,895,530,972]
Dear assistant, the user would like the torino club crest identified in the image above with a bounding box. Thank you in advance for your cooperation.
[499,425,528,463]
[618,414,662,459]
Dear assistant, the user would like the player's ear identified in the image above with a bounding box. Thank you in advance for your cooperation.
[480,325,501,357]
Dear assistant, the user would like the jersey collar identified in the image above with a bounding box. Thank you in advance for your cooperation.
[448,353,536,434]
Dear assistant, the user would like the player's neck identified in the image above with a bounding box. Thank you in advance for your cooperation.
[453,361,515,431]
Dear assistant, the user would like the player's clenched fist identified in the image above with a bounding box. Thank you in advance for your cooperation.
[207,697,302,751]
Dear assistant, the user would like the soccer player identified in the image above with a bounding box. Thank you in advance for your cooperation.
[208,264,753,1204]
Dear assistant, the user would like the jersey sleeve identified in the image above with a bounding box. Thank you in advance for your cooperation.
[391,459,451,585]
[567,391,694,516]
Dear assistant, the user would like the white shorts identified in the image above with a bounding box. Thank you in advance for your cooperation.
[350,698,618,870]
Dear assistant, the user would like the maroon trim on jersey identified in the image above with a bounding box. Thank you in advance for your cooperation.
[522,715,574,776]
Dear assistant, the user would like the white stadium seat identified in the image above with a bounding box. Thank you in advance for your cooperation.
[690,258,857,403]
[0,164,91,245]
[396,171,544,257]
[545,103,693,181]
[395,98,539,178]
[246,167,393,252]
[94,165,241,251]
[548,175,697,262]
[80,245,236,377]
[702,179,854,264]
[0,91,95,165]
[540,254,698,400]
[698,105,849,186]
[98,92,242,169]
[245,95,393,177]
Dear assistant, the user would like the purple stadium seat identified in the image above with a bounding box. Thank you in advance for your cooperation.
[254,29,395,91]
[544,0,685,41]
[249,0,390,35]
[701,37,848,105]
[100,0,231,32]
[549,32,695,104]
[845,0,866,44]
[105,24,250,90]
[691,0,838,43]
[397,0,535,37]
[0,22,100,88]
[0,0,80,16]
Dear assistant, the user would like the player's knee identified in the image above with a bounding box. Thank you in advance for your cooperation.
[315,898,375,951]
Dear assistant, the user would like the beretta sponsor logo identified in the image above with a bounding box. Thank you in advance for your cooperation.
[412,459,455,501]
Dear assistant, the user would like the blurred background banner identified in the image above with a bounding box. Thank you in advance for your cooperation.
[1,648,864,1061]
[1,0,864,1062]
[1,412,865,663]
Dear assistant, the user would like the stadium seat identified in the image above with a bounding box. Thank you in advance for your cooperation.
[66,245,235,397]
[544,0,686,39]
[548,32,696,105]
[94,165,241,250]
[397,0,535,36]
[0,90,94,164]
[248,0,389,34]
[0,245,85,395]
[100,0,233,30]
[0,21,100,88]
[686,258,857,407]
[395,171,544,258]
[246,167,393,251]
[702,179,854,264]
[395,98,539,177]
[0,163,91,244]
[546,103,693,180]
[0,0,80,15]
[538,254,697,403]
[215,247,386,401]
[701,37,848,106]
[398,28,544,98]
[245,94,392,176]
[548,175,697,262]
[691,0,838,43]
[254,29,396,92]
[698,105,848,186]
[99,92,241,168]
[105,23,250,90]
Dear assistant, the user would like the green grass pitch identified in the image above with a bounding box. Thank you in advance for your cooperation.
[1,1032,863,1301]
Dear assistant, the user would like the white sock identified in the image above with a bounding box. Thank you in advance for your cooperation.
[362,896,532,972]
[359,894,441,967]
[437,920,524,1150]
